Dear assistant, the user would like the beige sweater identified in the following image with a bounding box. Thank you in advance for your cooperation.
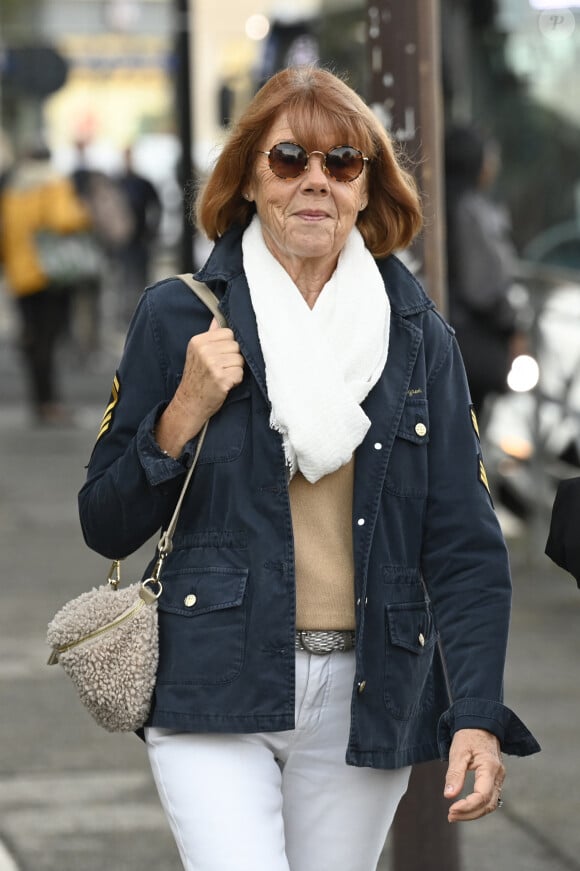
[289,458,356,630]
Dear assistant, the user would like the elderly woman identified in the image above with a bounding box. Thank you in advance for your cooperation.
[79,67,539,871]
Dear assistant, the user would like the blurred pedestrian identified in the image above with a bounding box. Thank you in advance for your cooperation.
[115,145,162,323]
[79,68,539,871]
[70,140,135,357]
[445,124,525,417]
[0,142,92,424]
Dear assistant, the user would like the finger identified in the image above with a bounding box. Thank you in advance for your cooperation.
[448,791,489,822]
[448,770,504,822]
[448,786,501,821]
[207,323,237,344]
[444,753,468,799]
[224,366,244,389]
[221,353,245,370]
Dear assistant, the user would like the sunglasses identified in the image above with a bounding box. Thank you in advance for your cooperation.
[258,141,369,183]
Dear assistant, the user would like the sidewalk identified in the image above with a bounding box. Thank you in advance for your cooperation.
[1,290,579,870]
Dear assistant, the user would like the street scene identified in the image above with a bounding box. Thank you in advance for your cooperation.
[2,0,580,869]
[0,289,579,870]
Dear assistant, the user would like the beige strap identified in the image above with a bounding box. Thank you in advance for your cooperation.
[176,273,227,328]
[153,275,227,567]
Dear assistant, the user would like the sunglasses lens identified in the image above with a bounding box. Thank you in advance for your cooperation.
[269,143,307,179]
[326,146,365,181]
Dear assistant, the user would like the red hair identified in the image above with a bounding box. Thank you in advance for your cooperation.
[196,67,422,258]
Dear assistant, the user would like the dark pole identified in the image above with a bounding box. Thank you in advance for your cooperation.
[366,0,446,312]
[175,0,194,273]
[366,1,457,869]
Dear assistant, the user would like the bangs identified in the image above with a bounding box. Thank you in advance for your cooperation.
[285,97,375,156]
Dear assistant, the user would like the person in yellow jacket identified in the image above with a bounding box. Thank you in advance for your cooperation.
[0,144,92,424]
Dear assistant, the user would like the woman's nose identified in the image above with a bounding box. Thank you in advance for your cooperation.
[301,153,329,189]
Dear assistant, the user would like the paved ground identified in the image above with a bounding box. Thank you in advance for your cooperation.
[1,278,579,871]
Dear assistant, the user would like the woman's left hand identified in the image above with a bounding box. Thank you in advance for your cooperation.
[444,728,505,822]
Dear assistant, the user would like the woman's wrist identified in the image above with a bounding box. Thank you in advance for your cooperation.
[155,399,207,459]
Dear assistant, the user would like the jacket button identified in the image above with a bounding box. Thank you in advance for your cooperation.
[184,594,197,607]
[374,442,382,450]
[357,518,365,526]
[418,632,425,647]
[415,422,427,437]
[357,680,367,694]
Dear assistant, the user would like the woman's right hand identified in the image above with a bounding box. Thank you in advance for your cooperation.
[154,319,244,458]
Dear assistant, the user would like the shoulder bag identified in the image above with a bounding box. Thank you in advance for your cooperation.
[46,275,225,731]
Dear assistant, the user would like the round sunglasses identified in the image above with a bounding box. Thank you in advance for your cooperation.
[258,141,369,183]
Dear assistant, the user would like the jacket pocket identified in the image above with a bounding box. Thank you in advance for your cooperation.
[156,567,248,685]
[383,600,436,719]
[385,398,429,497]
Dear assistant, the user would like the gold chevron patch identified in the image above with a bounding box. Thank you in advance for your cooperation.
[478,456,491,496]
[470,406,480,441]
[96,373,120,441]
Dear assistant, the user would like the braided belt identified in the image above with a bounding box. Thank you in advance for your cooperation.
[295,630,355,655]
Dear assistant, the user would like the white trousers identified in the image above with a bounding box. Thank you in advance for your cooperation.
[146,650,410,871]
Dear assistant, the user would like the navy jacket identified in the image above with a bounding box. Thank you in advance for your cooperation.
[79,225,540,768]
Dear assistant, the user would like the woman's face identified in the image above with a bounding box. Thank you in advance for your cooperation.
[246,113,368,277]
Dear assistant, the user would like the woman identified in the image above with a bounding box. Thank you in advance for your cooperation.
[79,67,539,871]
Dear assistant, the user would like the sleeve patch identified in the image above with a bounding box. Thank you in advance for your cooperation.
[96,373,120,442]
[470,405,480,441]
[478,455,492,498]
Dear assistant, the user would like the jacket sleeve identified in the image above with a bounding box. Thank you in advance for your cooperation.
[78,289,199,559]
[420,313,539,757]
[545,475,580,586]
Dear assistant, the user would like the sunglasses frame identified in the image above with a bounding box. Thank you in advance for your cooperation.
[258,141,369,183]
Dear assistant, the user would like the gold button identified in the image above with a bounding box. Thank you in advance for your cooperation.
[357,680,367,694]
[184,594,197,608]
[418,632,425,647]
[415,422,427,437]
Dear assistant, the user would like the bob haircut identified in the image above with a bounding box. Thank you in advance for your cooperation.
[196,67,423,258]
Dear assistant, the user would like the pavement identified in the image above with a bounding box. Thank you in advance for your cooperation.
[1,274,579,871]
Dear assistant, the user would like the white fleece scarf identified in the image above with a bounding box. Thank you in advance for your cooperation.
[242,215,390,483]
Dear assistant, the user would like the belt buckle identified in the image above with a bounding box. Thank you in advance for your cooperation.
[297,630,353,655]
[299,631,330,655]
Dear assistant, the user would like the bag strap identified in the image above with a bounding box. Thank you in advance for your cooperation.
[176,273,227,328]
[151,275,226,577]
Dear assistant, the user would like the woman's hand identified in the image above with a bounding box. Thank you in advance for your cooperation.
[155,319,244,458]
[444,728,505,822]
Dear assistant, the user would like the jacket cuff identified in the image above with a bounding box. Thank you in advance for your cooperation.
[437,698,541,758]
[136,402,198,487]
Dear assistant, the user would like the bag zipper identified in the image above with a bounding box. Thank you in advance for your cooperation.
[47,596,148,665]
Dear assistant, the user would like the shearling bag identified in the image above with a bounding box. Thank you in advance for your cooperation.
[46,275,225,732]
[46,571,160,732]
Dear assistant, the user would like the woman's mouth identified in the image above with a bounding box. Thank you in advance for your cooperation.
[295,210,330,221]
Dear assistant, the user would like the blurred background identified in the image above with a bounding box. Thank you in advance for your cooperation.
[1,1,580,870]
